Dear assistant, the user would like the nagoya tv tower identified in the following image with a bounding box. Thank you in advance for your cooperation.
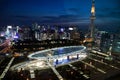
[90,0,96,40]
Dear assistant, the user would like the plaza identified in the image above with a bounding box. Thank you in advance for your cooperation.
[11,46,87,71]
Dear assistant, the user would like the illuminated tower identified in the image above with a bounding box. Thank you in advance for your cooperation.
[90,0,96,39]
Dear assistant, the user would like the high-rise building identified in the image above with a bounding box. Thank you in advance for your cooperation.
[90,0,96,39]
[68,27,80,40]
[112,34,120,54]
[23,27,32,40]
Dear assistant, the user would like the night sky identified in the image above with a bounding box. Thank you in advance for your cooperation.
[0,0,120,31]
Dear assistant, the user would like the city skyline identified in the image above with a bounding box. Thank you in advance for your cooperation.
[0,0,120,29]
[0,1,120,80]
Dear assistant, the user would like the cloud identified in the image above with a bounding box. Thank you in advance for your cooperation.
[39,14,89,25]
[14,14,88,25]
[96,0,120,20]
[14,15,35,19]
[68,8,80,14]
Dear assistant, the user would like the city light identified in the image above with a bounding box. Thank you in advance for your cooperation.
[0,0,120,80]
[69,27,73,30]
[7,26,12,29]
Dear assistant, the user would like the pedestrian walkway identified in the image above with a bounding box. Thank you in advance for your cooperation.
[0,57,15,79]
[88,57,120,70]
[91,50,109,57]
[47,62,63,80]
[29,69,35,79]
[80,60,106,74]
[68,64,90,79]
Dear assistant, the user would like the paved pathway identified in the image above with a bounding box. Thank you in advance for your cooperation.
[47,61,63,80]
[68,64,90,79]
[91,50,109,57]
[88,57,120,70]
[0,57,15,79]
[80,60,106,74]
[29,69,35,79]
